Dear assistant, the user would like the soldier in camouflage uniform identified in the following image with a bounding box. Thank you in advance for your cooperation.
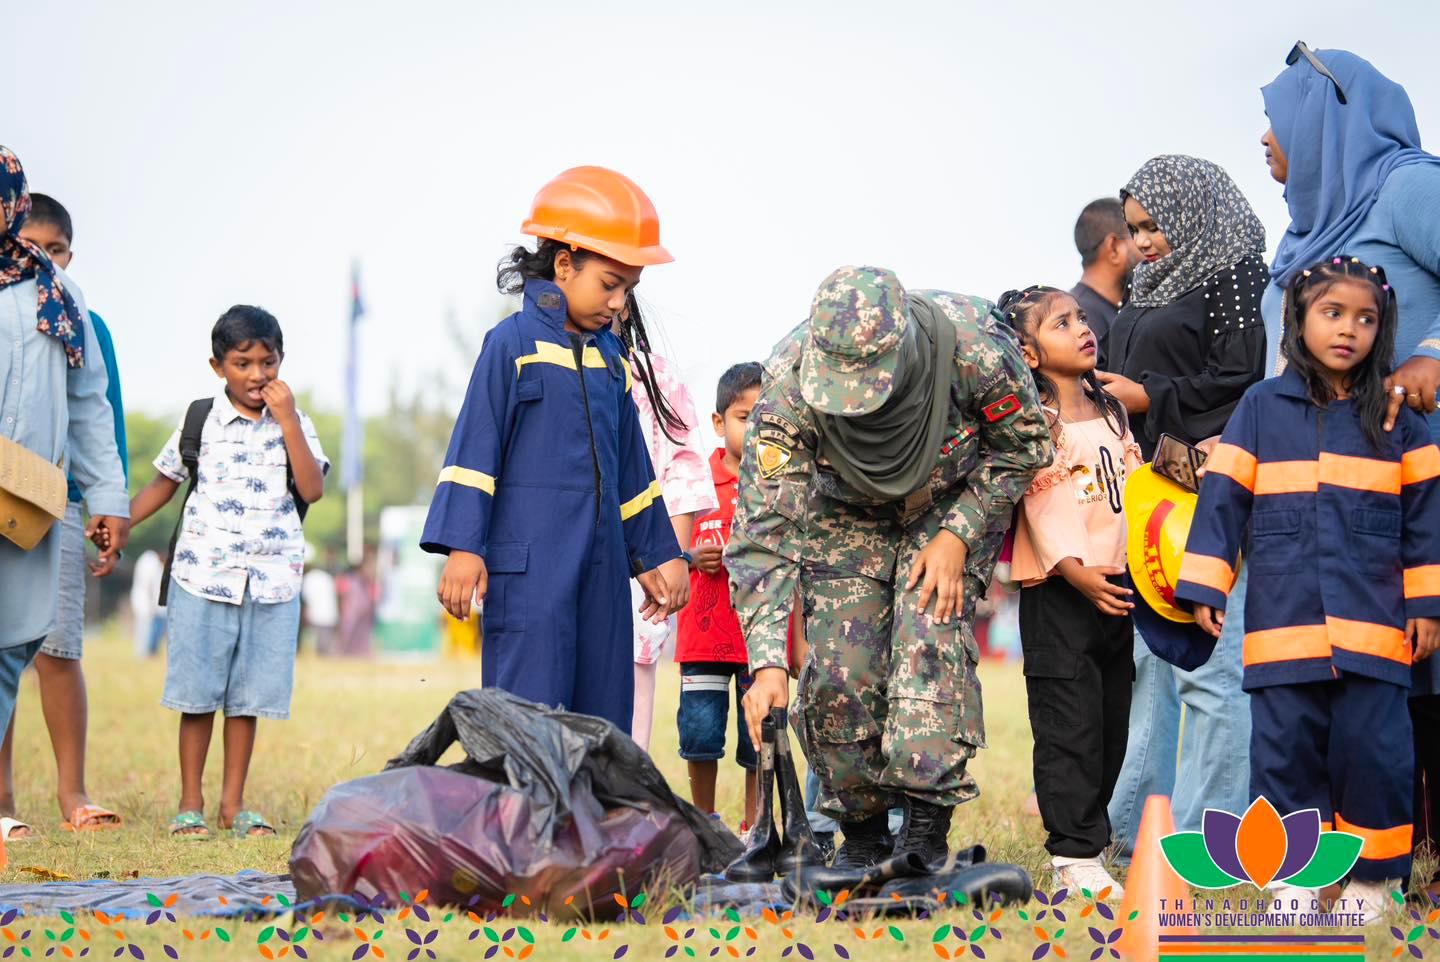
[729,266,1050,870]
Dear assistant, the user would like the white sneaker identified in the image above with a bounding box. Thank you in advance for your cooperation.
[1267,883,1319,912]
[1053,857,1125,900]
[1340,878,1401,927]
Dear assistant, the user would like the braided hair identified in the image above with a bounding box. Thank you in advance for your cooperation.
[996,285,1126,441]
[619,291,689,443]
[1282,255,1398,454]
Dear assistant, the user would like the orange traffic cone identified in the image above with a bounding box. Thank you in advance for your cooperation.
[1116,795,1194,962]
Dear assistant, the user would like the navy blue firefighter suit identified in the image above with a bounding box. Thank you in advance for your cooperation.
[421,280,681,730]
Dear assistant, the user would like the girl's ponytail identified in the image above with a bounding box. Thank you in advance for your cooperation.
[621,292,689,444]
[496,239,591,295]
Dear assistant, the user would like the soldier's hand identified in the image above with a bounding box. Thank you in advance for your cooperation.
[906,528,968,625]
[743,667,789,752]
[438,550,487,621]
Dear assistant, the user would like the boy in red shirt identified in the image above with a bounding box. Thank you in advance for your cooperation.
[677,363,767,830]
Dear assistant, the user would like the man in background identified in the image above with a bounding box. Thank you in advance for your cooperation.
[1070,198,1140,366]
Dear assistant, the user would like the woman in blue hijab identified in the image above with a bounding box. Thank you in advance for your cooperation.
[1259,45,1440,899]
[1259,46,1440,436]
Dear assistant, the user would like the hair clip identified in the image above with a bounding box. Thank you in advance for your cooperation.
[1302,269,1312,277]
[1332,257,1342,264]
[1350,256,1360,263]
[1383,284,1390,291]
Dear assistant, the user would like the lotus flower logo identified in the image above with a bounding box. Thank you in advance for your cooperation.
[1160,797,1364,889]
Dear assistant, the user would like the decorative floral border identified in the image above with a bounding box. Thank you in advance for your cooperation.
[0,886,1418,960]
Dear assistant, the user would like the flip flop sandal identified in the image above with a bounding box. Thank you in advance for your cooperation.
[62,804,123,832]
[228,810,275,839]
[0,817,35,842]
[168,810,211,840]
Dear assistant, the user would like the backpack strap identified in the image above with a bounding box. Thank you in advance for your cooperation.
[158,398,214,607]
[289,458,309,522]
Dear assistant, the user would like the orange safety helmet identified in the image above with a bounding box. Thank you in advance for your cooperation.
[521,166,673,267]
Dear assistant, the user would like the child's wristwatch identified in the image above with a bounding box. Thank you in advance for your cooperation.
[679,550,695,567]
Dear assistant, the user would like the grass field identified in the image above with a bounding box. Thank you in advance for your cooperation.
[0,629,1421,960]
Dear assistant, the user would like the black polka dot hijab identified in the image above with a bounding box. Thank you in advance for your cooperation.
[1121,154,1267,309]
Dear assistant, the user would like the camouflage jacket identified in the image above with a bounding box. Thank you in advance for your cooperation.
[727,292,1052,672]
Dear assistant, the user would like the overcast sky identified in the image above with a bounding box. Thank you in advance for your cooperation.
[9,0,1440,426]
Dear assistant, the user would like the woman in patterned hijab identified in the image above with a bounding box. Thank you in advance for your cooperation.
[1121,155,1267,308]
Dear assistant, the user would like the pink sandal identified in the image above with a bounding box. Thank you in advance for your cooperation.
[61,804,123,832]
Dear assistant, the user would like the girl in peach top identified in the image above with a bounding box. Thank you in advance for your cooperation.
[1000,286,1141,900]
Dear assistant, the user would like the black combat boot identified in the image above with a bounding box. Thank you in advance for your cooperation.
[723,714,780,883]
[891,796,954,870]
[830,811,895,871]
[784,811,922,902]
[771,709,824,877]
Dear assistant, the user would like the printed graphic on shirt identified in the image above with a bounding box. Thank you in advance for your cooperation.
[155,399,328,605]
[694,514,729,549]
[1071,445,1127,514]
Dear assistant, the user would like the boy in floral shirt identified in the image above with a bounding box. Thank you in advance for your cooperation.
[129,305,327,838]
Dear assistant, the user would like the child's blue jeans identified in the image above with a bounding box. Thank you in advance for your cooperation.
[1107,565,1251,853]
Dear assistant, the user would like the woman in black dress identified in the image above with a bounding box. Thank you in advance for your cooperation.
[1099,155,1268,458]
[1095,154,1268,858]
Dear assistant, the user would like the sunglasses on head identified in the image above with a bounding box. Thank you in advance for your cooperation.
[1287,41,1347,105]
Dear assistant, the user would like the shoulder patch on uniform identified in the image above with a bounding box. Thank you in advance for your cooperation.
[757,411,801,446]
[756,439,793,479]
[982,394,1022,423]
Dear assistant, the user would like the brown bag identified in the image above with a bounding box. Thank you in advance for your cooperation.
[0,436,67,550]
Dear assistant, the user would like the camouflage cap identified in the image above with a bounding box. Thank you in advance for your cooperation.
[799,266,909,416]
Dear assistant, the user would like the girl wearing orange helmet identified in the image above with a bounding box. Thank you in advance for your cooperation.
[420,167,689,732]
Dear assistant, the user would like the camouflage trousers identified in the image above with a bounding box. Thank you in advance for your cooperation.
[793,512,986,821]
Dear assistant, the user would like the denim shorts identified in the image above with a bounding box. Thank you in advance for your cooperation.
[677,662,757,769]
[40,503,86,660]
[0,641,43,733]
[163,580,300,719]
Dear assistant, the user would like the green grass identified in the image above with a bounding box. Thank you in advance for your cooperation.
[0,631,1422,960]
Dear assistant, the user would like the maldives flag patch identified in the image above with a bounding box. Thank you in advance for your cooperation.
[982,394,1021,422]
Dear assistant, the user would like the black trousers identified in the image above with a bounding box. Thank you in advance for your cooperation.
[1020,575,1134,858]
[1411,694,1440,881]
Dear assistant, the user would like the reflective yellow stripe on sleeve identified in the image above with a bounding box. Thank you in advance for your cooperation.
[437,465,496,495]
[514,340,608,375]
[619,480,662,521]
